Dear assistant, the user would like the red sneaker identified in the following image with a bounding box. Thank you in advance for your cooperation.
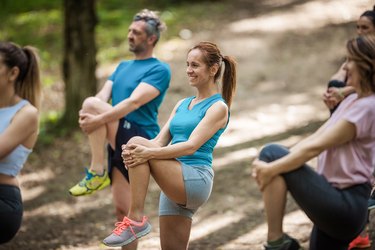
[348,234,371,250]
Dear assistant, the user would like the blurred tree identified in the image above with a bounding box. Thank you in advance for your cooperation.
[62,0,97,129]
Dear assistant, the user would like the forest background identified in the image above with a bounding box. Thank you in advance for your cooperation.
[0,0,373,249]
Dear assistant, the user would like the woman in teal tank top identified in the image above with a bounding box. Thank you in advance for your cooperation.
[102,41,237,249]
[0,42,41,244]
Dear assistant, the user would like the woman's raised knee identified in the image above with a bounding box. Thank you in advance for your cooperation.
[258,143,287,162]
[127,136,150,145]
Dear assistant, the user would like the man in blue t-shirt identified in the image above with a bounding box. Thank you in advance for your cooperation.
[68,9,170,244]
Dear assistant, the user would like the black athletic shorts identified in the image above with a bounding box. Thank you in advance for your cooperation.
[107,118,150,182]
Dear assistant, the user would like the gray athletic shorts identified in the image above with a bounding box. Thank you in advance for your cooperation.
[159,163,214,218]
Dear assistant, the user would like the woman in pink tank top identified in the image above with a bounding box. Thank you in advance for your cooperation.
[252,35,375,250]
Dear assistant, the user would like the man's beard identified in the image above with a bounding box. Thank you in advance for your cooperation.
[129,42,146,54]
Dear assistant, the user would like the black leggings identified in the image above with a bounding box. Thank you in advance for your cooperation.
[0,184,23,244]
[259,144,371,250]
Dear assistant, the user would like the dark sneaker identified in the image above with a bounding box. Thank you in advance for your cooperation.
[102,216,151,247]
[264,234,302,250]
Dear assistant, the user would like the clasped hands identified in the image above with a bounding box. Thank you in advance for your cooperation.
[322,87,344,110]
[78,110,102,134]
[121,143,150,169]
[251,159,276,191]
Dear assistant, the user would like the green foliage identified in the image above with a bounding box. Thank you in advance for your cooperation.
[37,110,71,147]
[0,0,227,142]
[0,0,60,14]
[0,9,63,95]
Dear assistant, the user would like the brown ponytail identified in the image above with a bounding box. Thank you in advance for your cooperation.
[221,55,237,108]
[189,41,237,107]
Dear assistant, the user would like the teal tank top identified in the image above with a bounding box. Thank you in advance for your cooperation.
[169,93,228,167]
[0,99,32,176]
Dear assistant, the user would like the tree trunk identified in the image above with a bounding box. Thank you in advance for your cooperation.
[62,0,97,129]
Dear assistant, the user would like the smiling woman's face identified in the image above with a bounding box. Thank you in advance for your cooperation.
[186,49,211,87]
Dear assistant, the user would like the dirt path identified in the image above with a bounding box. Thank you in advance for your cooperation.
[1,0,373,249]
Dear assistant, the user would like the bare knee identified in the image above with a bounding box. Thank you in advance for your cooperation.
[81,96,102,113]
[127,136,150,145]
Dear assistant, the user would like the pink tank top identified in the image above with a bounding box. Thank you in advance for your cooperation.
[317,94,375,189]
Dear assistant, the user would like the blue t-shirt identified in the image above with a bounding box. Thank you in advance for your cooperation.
[169,93,228,167]
[109,57,171,138]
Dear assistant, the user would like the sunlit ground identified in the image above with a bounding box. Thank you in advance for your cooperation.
[16,0,372,249]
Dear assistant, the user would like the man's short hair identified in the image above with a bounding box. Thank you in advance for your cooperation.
[133,9,166,45]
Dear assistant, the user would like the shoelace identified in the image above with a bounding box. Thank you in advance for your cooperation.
[113,217,136,236]
[79,169,93,186]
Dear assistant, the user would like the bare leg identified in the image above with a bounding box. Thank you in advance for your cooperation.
[111,167,138,250]
[125,137,186,222]
[80,97,118,173]
[262,175,287,242]
[111,168,132,221]
[127,161,151,221]
[87,122,106,173]
[160,215,192,250]
[106,136,187,248]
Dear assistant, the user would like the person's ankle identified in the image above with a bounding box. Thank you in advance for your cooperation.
[128,213,144,223]
[267,234,285,246]
[268,233,295,247]
[90,168,104,175]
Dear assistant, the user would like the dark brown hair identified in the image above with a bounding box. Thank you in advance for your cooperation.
[0,42,41,108]
[361,5,375,26]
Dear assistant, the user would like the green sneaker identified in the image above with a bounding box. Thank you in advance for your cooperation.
[69,168,110,196]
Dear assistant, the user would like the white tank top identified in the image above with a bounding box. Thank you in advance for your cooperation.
[0,99,32,176]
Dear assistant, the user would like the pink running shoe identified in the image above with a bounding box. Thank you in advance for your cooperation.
[102,216,151,247]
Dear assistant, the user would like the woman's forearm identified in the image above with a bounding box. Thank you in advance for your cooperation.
[270,143,323,176]
[150,141,197,160]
